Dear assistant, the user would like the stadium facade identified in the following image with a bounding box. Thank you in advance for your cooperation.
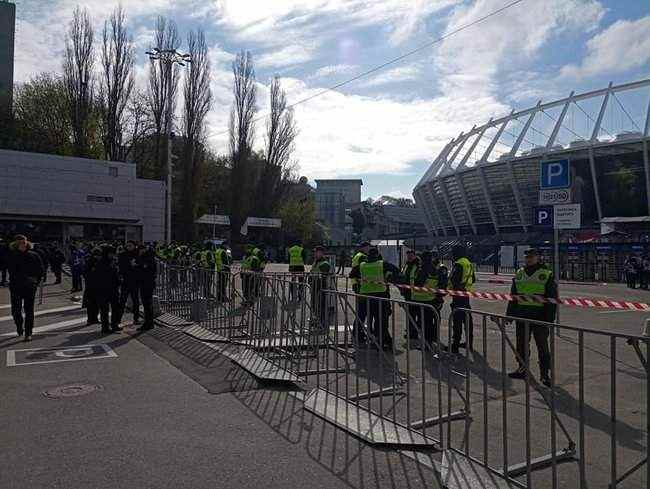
[414,79,650,239]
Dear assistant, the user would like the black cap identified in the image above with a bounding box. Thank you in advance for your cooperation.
[524,248,539,256]
[359,241,370,248]
[368,247,379,257]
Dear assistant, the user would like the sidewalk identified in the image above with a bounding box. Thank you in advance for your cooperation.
[0,276,439,489]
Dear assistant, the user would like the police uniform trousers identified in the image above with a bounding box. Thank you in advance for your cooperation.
[10,285,37,336]
[451,296,473,348]
[515,320,551,374]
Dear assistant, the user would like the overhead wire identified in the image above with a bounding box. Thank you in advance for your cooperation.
[205,0,526,140]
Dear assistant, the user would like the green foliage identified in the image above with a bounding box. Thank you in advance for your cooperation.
[278,196,318,245]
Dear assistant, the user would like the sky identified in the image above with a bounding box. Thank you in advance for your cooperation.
[11,0,650,200]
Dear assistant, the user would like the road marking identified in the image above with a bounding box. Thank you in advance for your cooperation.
[7,344,117,367]
[0,317,87,336]
[598,309,647,315]
[0,305,81,323]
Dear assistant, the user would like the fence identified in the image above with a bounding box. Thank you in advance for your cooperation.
[154,261,649,488]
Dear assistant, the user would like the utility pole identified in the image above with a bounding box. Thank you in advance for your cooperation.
[145,48,191,244]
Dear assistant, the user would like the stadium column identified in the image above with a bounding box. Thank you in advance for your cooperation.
[545,93,574,149]
[439,177,460,236]
[425,185,448,237]
[455,173,477,235]
[644,98,650,214]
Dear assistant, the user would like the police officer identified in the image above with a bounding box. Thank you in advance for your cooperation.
[136,245,157,331]
[350,247,400,351]
[506,248,557,387]
[214,241,232,302]
[49,245,66,284]
[7,235,44,341]
[310,245,332,330]
[350,241,370,344]
[411,250,448,349]
[450,245,476,353]
[400,248,421,346]
[199,243,215,298]
[288,241,306,302]
[95,245,121,334]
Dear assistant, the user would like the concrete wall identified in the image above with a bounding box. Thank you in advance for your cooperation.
[0,149,165,242]
[0,2,15,112]
[315,179,362,204]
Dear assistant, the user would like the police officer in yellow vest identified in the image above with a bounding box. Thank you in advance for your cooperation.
[450,245,476,353]
[288,241,306,301]
[506,248,557,387]
[350,247,400,351]
[350,241,370,343]
[400,249,421,344]
[310,245,332,329]
[214,241,232,302]
[411,250,448,349]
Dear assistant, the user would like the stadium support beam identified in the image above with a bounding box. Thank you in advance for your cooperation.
[511,103,540,157]
[591,82,613,142]
[426,185,448,237]
[507,160,529,232]
[588,147,603,222]
[440,130,471,176]
[547,92,574,149]
[645,97,650,137]
[458,119,492,170]
[478,166,499,233]
[455,173,477,235]
[643,140,650,216]
[439,178,460,236]
[479,110,514,163]
[414,187,438,237]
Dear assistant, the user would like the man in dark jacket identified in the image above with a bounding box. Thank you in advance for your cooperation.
[83,247,102,326]
[118,241,141,325]
[0,237,8,286]
[7,235,44,341]
[136,245,157,331]
[49,245,66,284]
[449,245,476,353]
[411,250,448,348]
[93,245,121,334]
[506,248,558,387]
[400,249,421,345]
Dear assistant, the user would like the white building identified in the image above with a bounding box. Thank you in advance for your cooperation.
[0,149,165,242]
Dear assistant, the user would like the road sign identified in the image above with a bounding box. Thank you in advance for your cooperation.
[540,159,570,189]
[539,188,571,205]
[533,206,554,228]
[554,203,581,229]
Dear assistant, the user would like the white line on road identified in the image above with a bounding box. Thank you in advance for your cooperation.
[598,309,648,314]
[0,305,81,323]
[0,317,87,336]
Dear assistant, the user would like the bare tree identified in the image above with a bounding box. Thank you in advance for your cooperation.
[254,77,298,216]
[179,29,212,240]
[63,6,95,158]
[229,50,257,241]
[99,6,134,161]
[146,16,180,178]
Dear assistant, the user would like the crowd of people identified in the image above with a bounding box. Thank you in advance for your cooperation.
[623,254,650,289]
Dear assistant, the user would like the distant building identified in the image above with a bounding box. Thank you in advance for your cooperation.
[377,205,427,237]
[0,1,15,115]
[0,149,165,242]
[315,179,362,245]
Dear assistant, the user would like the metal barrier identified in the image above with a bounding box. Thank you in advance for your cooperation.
[153,261,649,488]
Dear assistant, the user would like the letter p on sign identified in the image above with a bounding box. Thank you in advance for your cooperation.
[540,159,570,189]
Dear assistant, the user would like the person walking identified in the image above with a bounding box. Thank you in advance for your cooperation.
[310,245,332,330]
[506,248,558,387]
[70,243,85,292]
[624,256,637,289]
[400,249,421,348]
[214,241,232,302]
[118,241,141,325]
[288,241,307,302]
[94,245,122,334]
[7,235,44,341]
[337,249,348,274]
[449,245,476,353]
[136,245,157,331]
[83,247,102,326]
[49,245,66,284]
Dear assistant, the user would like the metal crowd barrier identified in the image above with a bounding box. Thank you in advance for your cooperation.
[153,261,649,488]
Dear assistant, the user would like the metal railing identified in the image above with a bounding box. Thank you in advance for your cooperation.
[153,261,649,488]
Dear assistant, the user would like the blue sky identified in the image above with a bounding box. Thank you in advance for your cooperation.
[12,0,650,200]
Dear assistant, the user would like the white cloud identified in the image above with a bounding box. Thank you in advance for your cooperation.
[256,44,317,69]
[311,64,360,79]
[561,16,650,79]
[359,65,421,88]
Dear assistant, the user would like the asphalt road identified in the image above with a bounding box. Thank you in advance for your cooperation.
[0,273,439,489]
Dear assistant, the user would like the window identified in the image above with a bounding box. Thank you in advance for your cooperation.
[109,166,118,177]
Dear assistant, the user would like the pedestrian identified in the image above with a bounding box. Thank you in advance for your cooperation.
[287,240,306,302]
[7,235,44,341]
[411,250,448,349]
[136,245,157,331]
[118,241,141,325]
[214,241,232,302]
[49,245,65,284]
[643,255,650,290]
[624,256,637,289]
[70,242,85,292]
[94,245,121,334]
[449,245,476,353]
[337,249,348,274]
[506,248,558,387]
[83,247,102,326]
[33,244,49,284]
[349,247,400,351]
[0,237,8,286]
[350,241,370,345]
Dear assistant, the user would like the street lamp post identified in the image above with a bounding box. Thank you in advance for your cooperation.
[145,48,191,244]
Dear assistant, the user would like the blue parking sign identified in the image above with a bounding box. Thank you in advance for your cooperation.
[534,206,554,228]
[540,159,570,189]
